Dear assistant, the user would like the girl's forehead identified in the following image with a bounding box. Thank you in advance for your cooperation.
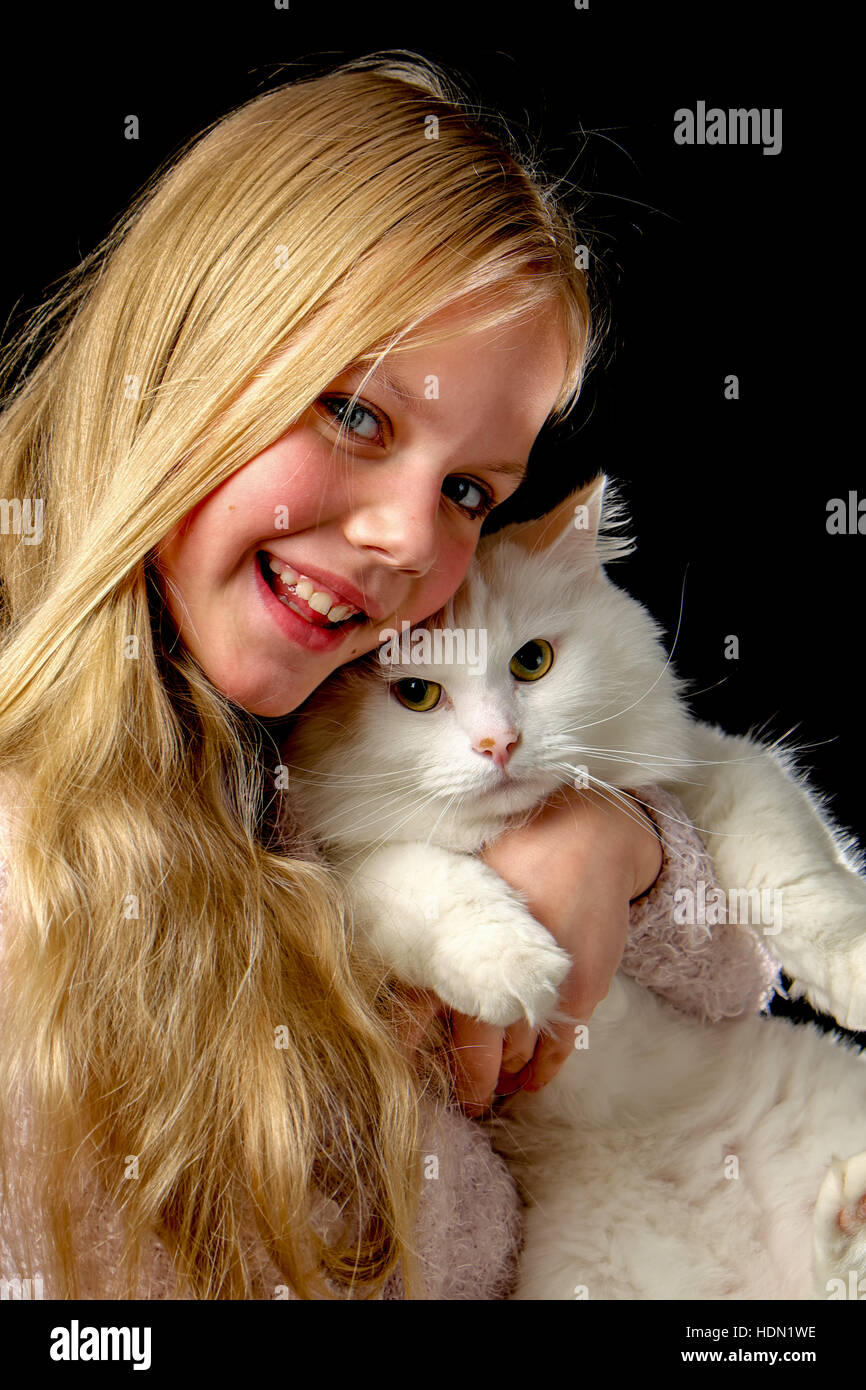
[358,287,566,366]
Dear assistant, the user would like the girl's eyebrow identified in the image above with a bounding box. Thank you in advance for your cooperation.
[338,363,529,482]
[338,361,434,415]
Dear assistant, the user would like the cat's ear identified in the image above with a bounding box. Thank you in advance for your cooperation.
[486,473,631,577]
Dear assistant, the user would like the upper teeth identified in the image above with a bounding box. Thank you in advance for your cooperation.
[267,556,360,623]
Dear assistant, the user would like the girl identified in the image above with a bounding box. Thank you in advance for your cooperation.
[0,51,663,1300]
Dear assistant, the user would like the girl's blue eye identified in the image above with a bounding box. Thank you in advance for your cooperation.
[319,396,383,442]
[441,475,494,519]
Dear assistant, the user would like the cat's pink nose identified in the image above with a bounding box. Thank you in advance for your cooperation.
[473,731,520,767]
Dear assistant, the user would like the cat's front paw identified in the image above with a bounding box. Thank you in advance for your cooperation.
[772,869,866,1032]
[428,907,572,1029]
[832,932,866,1033]
[813,1150,866,1298]
[790,927,866,1034]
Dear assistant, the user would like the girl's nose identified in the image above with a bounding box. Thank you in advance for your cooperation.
[343,487,439,576]
[472,730,520,768]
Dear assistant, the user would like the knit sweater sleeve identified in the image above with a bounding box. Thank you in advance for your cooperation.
[620,782,781,1021]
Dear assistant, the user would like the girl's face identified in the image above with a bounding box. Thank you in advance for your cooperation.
[155,297,569,716]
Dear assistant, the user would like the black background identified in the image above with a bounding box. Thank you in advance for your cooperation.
[1,7,857,1046]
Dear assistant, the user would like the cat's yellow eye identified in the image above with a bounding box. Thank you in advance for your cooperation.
[392,678,443,712]
[509,639,555,682]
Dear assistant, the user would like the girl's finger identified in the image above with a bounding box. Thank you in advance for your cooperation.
[521,1020,577,1092]
[448,1012,505,1115]
[500,1019,538,1073]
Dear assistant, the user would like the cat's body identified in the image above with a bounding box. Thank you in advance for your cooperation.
[286,475,866,1299]
[494,971,866,1299]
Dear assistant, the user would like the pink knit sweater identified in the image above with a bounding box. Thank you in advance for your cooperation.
[622,783,780,1021]
[0,783,779,1300]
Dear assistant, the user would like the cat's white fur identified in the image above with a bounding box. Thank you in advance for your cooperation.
[286,474,866,1299]
[495,969,866,1299]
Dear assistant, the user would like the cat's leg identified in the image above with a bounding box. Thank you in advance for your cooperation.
[667,720,866,1031]
[812,1151,866,1299]
[342,841,572,1028]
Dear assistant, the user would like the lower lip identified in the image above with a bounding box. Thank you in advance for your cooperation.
[253,553,366,653]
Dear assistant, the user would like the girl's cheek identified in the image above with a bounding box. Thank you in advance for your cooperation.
[413,537,479,619]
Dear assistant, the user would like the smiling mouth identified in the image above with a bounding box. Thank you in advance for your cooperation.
[257,552,369,629]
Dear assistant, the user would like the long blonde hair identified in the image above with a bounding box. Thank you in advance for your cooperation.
[0,50,593,1299]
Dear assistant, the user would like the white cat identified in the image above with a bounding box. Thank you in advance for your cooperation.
[285,474,866,1299]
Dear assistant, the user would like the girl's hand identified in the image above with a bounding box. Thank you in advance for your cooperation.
[408,787,662,1115]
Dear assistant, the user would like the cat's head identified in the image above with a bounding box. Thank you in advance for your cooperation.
[286,474,696,853]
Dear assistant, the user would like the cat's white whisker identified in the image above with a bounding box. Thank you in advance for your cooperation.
[580,779,667,841]
[555,739,771,772]
[553,741,688,762]
[293,780,430,828]
[307,785,447,844]
[282,762,426,786]
[563,771,730,867]
[285,772,437,834]
[424,791,465,847]
[555,747,688,779]
[334,788,458,867]
[552,568,691,738]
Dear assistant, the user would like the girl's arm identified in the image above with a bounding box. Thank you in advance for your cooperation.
[444,786,663,1114]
